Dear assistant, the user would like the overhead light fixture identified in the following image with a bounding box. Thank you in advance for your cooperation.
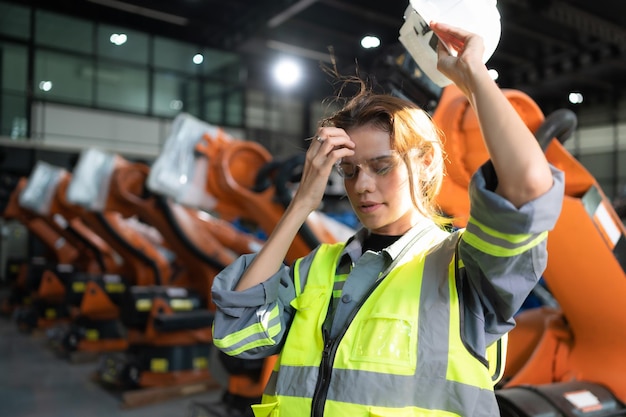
[360,35,380,49]
[39,81,53,92]
[193,54,204,64]
[273,58,302,89]
[488,68,499,81]
[87,0,188,26]
[266,40,331,63]
[267,0,318,28]
[569,92,584,104]
[110,33,127,45]
[169,100,183,110]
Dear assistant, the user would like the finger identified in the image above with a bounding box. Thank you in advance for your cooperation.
[312,136,354,162]
[432,29,465,52]
[430,21,471,39]
[307,134,328,151]
[436,40,452,59]
[317,126,348,138]
[312,130,355,152]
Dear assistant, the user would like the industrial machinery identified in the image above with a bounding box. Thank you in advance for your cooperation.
[1,169,95,330]
[383,2,626,410]
[70,147,265,390]
[432,84,626,415]
[0,175,74,323]
[146,113,354,415]
[65,149,213,389]
[7,161,129,349]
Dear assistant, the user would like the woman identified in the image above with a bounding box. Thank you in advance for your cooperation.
[211,22,564,417]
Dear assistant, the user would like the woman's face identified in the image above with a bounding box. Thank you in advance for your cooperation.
[342,124,422,235]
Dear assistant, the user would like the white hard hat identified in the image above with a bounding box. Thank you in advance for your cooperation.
[399,0,501,87]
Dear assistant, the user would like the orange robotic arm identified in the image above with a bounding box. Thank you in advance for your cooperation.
[433,85,626,402]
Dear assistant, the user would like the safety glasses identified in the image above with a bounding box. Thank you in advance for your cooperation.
[334,150,403,179]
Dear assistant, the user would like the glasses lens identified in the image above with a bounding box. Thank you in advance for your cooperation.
[335,152,400,179]
[368,156,397,175]
[336,162,356,178]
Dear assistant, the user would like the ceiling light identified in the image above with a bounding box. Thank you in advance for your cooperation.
[193,54,204,64]
[361,36,381,49]
[568,92,584,104]
[273,58,302,88]
[488,68,499,81]
[169,100,183,110]
[39,81,53,92]
[110,33,127,45]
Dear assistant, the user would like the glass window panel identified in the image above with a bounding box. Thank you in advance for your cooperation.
[268,108,283,132]
[153,72,199,117]
[182,78,201,118]
[225,90,243,127]
[578,125,614,153]
[34,50,93,105]
[96,62,148,113]
[619,150,626,178]
[35,10,93,53]
[200,48,241,80]
[245,89,266,129]
[578,105,613,126]
[246,106,265,129]
[204,99,222,125]
[244,90,303,134]
[203,82,225,125]
[1,93,27,139]
[310,99,340,130]
[616,178,626,205]
[1,41,28,93]
[97,24,149,65]
[0,2,30,39]
[271,95,302,135]
[154,37,200,74]
[618,122,626,149]
[596,179,615,200]
[579,153,614,181]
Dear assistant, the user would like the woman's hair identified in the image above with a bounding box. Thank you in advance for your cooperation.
[322,80,449,225]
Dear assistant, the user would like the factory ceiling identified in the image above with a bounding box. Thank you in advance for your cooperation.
[17,0,626,113]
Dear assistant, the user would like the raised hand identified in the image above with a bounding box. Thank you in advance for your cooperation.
[293,127,354,213]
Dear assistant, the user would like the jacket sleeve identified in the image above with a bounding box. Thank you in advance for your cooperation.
[459,162,565,350]
[211,253,298,359]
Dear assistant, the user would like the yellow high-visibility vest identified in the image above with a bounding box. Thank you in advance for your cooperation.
[254,234,503,417]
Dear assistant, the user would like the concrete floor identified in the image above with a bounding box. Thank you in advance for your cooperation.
[0,309,225,417]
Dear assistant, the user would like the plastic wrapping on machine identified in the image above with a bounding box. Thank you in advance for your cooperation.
[66,148,117,212]
[147,112,224,210]
[19,161,66,216]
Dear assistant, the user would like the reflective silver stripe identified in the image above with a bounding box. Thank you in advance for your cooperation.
[333,275,347,293]
[417,236,452,375]
[294,247,321,293]
[465,221,545,251]
[274,365,497,416]
[215,306,282,355]
[274,365,319,397]
[328,369,496,415]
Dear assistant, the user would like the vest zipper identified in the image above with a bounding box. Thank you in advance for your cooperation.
[311,331,335,417]
[310,279,385,417]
